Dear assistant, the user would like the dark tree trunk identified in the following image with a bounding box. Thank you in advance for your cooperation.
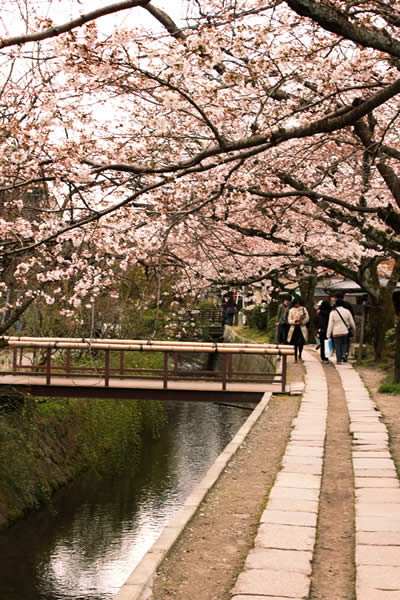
[394,317,400,383]
[298,273,318,340]
[369,286,395,361]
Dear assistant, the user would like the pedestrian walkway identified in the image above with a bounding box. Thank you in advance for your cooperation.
[231,350,400,599]
[231,349,327,599]
[338,363,400,599]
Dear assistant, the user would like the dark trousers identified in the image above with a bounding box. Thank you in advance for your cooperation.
[294,343,304,360]
[278,323,289,344]
[319,330,327,361]
[333,335,347,363]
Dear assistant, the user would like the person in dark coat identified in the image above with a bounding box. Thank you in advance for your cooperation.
[276,296,291,344]
[315,300,331,363]
[225,297,237,326]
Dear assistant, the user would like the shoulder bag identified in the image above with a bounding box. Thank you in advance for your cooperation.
[335,308,353,337]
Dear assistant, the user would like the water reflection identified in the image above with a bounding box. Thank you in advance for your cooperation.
[0,399,248,600]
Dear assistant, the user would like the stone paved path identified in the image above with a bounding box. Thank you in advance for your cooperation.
[231,350,400,600]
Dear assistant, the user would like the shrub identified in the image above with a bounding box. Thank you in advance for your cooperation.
[245,304,269,331]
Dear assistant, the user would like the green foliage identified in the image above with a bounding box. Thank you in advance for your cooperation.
[197,300,215,310]
[234,326,270,344]
[385,328,396,343]
[244,305,269,332]
[378,383,400,395]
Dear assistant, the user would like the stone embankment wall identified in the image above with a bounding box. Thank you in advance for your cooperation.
[0,395,165,529]
[223,326,277,374]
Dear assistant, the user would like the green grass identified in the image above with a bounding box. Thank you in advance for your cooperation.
[378,382,400,395]
[233,326,271,344]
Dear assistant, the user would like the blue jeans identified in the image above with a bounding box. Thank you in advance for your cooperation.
[333,335,347,363]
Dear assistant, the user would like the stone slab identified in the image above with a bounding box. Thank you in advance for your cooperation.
[350,423,387,433]
[355,477,399,488]
[275,473,321,489]
[357,503,400,517]
[267,498,319,513]
[354,469,398,478]
[351,417,385,422]
[358,565,400,589]
[246,548,312,574]
[356,516,400,532]
[357,531,400,545]
[353,451,392,459]
[352,433,388,441]
[232,568,310,598]
[285,446,324,458]
[285,440,324,447]
[280,462,323,475]
[355,589,400,600]
[353,444,390,451]
[255,523,316,551]
[282,455,323,466]
[290,432,326,440]
[356,489,400,503]
[357,545,400,566]
[269,486,320,502]
[260,509,317,527]
[353,458,395,469]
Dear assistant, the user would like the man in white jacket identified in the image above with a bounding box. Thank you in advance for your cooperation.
[326,299,356,364]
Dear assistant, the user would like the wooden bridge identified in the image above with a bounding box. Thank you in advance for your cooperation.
[0,337,295,403]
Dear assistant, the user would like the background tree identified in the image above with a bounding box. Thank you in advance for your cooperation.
[0,0,400,347]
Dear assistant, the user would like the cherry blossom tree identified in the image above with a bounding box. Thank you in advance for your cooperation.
[0,0,400,344]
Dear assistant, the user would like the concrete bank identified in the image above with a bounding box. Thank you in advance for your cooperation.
[113,390,274,600]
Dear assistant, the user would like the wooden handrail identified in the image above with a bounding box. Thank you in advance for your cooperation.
[2,336,294,355]
[0,337,293,393]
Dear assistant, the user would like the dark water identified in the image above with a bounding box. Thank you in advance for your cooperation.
[0,400,248,600]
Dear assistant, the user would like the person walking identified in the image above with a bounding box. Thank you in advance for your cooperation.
[329,291,354,360]
[276,297,291,344]
[288,298,309,363]
[327,298,356,364]
[225,297,237,326]
[315,300,331,364]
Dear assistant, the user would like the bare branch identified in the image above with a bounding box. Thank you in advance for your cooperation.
[144,4,186,39]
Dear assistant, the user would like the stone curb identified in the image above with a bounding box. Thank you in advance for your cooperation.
[112,390,274,600]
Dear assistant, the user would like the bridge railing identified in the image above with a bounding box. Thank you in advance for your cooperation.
[175,308,224,323]
[0,337,295,393]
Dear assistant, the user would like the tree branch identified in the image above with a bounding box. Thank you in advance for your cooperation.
[285,0,400,59]
[0,0,156,49]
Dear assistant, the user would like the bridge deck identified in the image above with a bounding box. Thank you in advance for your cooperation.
[0,374,303,402]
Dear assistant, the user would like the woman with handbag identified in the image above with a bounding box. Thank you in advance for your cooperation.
[326,298,356,364]
[288,298,309,363]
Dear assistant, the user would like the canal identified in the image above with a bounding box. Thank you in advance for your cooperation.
[0,398,249,600]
